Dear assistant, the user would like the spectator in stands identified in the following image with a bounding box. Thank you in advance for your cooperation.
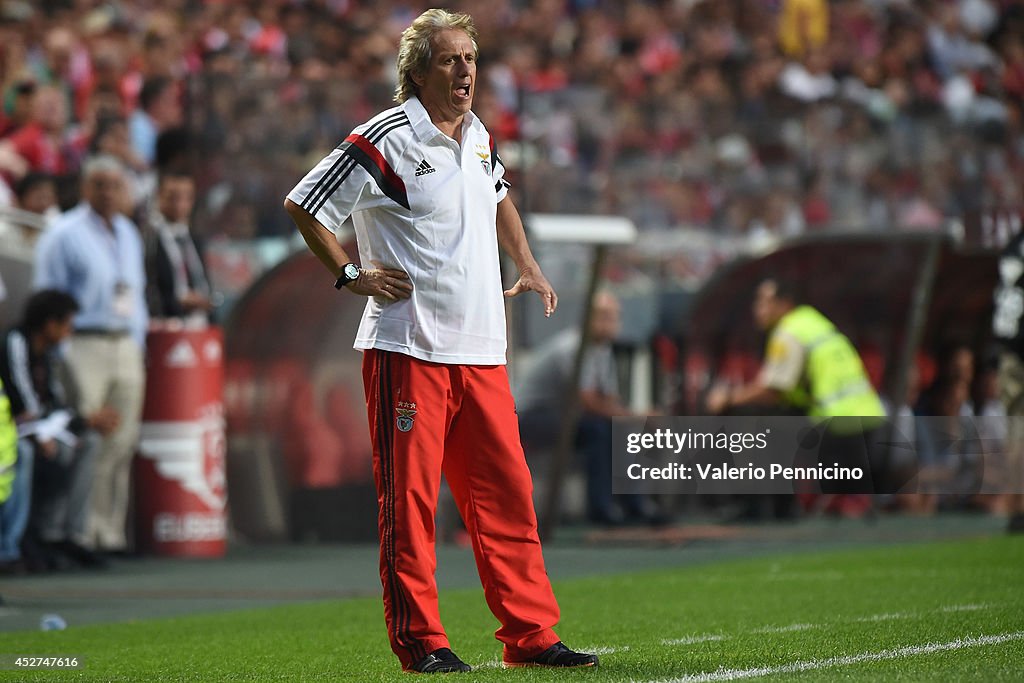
[0,172,58,250]
[778,0,829,58]
[129,77,182,168]
[85,114,152,214]
[92,115,148,177]
[0,290,119,572]
[927,3,997,81]
[2,85,76,177]
[0,80,36,138]
[29,28,82,99]
[779,46,837,103]
[15,172,57,221]
[144,170,212,323]
[33,155,147,555]
[1,0,1022,245]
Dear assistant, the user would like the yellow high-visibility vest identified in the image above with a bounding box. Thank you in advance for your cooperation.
[0,377,17,503]
[772,305,885,423]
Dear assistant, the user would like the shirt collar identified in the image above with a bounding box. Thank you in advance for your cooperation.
[149,207,190,238]
[82,202,124,234]
[403,96,478,143]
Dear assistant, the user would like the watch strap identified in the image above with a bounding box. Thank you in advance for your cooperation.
[334,263,360,290]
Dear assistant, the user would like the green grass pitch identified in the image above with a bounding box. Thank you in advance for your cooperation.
[2,536,1021,681]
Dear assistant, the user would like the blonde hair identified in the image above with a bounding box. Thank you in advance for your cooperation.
[395,9,478,104]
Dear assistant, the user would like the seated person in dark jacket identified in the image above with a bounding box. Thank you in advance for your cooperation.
[0,290,119,570]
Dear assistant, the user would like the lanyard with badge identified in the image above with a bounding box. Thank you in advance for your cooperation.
[112,281,134,319]
[100,217,134,322]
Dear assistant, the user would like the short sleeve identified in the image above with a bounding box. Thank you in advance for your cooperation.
[758,330,806,392]
[286,148,373,232]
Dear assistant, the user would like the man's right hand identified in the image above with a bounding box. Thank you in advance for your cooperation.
[346,268,413,301]
[36,438,59,460]
[180,290,214,313]
[284,199,407,300]
[87,406,121,435]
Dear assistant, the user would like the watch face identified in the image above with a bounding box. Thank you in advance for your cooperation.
[344,263,359,280]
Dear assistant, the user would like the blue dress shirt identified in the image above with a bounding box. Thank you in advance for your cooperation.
[33,203,149,347]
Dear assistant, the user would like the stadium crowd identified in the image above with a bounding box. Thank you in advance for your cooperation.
[0,0,1022,245]
[1,0,1023,574]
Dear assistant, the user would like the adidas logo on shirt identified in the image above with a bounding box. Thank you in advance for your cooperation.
[415,159,436,176]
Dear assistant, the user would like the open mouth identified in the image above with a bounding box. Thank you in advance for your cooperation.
[454,84,471,100]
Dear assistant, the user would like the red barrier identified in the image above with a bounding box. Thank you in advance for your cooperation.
[135,327,227,557]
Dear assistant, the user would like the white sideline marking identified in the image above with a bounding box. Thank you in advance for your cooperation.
[663,635,727,646]
[639,631,1024,683]
[942,603,989,613]
[412,603,999,673]
[855,612,912,623]
[753,623,814,634]
[476,659,502,670]
[663,603,993,647]
[762,570,846,582]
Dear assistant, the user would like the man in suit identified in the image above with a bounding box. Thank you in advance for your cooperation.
[143,170,212,324]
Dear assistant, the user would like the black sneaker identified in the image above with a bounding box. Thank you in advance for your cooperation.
[0,559,27,576]
[408,648,471,673]
[504,642,599,668]
[54,542,109,569]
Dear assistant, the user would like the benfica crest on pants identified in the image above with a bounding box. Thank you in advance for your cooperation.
[395,401,417,432]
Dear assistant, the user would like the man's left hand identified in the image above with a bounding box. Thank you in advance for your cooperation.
[504,266,557,317]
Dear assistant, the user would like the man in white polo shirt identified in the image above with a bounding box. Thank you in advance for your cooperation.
[284,8,598,675]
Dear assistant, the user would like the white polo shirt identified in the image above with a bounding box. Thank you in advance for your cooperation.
[287,97,511,365]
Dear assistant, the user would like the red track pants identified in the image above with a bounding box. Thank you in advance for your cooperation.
[362,349,562,669]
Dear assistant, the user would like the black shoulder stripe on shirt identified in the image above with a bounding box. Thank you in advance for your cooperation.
[335,131,410,211]
[5,329,39,417]
[300,111,405,213]
[300,111,408,213]
[308,118,411,215]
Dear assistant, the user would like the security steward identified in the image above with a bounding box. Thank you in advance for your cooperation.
[706,278,885,494]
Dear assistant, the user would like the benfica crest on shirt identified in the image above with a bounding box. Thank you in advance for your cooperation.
[395,401,417,432]
[476,147,491,175]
